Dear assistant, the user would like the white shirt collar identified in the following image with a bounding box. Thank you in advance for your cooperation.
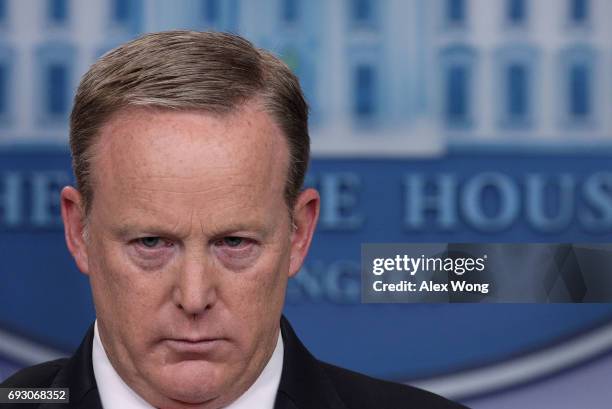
[92,320,284,409]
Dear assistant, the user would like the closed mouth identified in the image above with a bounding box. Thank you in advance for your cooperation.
[163,338,226,353]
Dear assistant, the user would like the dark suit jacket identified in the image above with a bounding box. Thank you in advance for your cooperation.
[1,317,468,408]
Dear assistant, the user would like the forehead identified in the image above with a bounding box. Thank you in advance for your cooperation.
[88,104,290,223]
[96,104,286,175]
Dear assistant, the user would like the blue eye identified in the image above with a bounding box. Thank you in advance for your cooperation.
[223,237,244,247]
[139,237,161,248]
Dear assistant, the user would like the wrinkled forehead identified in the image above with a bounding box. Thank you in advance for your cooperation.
[87,104,290,214]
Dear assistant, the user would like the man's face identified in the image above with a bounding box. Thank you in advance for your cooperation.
[61,103,318,408]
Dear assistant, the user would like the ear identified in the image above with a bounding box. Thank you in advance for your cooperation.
[288,188,320,277]
[60,186,90,275]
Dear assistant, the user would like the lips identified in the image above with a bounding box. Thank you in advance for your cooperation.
[163,338,226,355]
[171,337,221,343]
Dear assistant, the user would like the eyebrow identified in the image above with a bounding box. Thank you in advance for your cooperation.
[206,220,274,239]
[111,223,180,240]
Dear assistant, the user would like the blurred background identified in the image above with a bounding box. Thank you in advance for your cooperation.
[1,0,612,407]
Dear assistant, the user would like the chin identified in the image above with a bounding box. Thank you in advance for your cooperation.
[153,361,227,404]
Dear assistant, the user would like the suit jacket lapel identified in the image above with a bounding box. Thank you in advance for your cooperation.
[40,324,102,409]
[275,316,347,409]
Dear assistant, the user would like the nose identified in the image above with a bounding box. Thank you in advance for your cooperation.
[172,252,217,317]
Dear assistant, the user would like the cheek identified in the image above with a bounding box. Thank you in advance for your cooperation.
[220,245,290,323]
[88,238,168,325]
